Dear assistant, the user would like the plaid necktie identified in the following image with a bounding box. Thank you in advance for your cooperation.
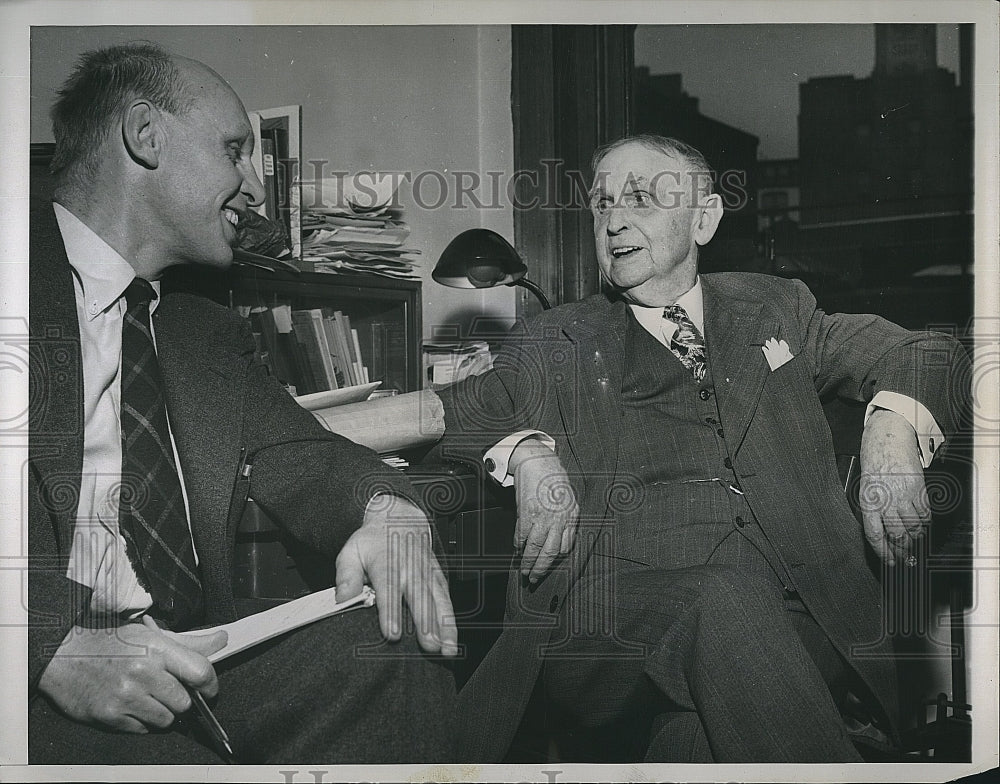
[663,304,707,382]
[119,278,202,629]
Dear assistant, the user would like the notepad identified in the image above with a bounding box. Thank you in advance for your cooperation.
[180,585,376,663]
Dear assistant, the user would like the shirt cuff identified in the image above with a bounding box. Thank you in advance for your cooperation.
[483,430,557,487]
[865,391,945,468]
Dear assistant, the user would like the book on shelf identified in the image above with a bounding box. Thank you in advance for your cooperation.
[351,328,369,384]
[242,301,384,395]
[271,304,314,394]
[291,309,340,392]
[329,311,361,386]
[320,316,349,389]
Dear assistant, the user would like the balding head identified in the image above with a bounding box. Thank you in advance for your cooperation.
[50,43,195,194]
[50,43,264,279]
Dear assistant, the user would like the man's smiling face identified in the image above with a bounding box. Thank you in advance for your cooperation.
[590,142,719,306]
[149,61,265,271]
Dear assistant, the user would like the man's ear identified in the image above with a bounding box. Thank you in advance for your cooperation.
[692,193,724,246]
[121,100,163,169]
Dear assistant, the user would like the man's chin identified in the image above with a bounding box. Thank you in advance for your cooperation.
[184,246,236,271]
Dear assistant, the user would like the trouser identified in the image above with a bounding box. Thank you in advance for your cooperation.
[29,605,457,764]
[543,563,864,762]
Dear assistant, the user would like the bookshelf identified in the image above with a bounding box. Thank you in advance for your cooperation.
[168,265,422,395]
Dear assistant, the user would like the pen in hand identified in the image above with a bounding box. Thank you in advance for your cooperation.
[141,614,238,763]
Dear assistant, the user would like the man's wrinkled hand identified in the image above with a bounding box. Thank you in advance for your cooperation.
[335,494,457,656]
[37,622,227,733]
[859,409,931,566]
[509,438,580,583]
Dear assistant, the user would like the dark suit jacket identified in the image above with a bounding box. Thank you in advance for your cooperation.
[27,197,416,690]
[439,273,969,761]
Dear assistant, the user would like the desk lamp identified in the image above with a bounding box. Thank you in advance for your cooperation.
[433,229,551,310]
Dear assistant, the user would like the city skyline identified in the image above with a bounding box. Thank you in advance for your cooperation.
[635,24,963,160]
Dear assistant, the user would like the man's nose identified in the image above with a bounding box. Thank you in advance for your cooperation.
[242,162,266,208]
[605,206,629,234]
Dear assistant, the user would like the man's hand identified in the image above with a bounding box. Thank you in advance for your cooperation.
[37,622,227,733]
[509,438,580,583]
[335,495,457,656]
[859,409,931,566]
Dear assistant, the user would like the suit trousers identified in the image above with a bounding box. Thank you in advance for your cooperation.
[543,562,863,762]
[29,604,457,764]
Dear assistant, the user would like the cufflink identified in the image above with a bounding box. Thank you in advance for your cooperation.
[485,457,496,472]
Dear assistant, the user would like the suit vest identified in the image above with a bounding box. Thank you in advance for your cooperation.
[602,310,794,589]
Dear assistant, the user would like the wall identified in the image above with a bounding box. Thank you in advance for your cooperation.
[30,25,516,339]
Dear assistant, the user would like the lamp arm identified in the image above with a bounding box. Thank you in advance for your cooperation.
[510,277,552,310]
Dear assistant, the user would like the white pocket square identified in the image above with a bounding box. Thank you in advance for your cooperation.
[762,337,794,371]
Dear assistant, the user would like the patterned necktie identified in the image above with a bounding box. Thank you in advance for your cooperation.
[663,304,707,382]
[119,278,202,629]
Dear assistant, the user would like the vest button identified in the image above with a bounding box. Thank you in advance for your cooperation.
[724,457,733,469]
[735,516,747,528]
[549,595,559,613]
[717,428,725,438]
[699,388,712,400]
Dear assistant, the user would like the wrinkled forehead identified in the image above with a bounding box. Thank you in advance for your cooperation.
[590,144,694,195]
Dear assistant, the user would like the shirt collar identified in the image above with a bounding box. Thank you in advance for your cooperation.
[53,202,161,321]
[628,276,704,336]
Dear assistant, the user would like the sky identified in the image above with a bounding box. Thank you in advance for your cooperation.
[635,24,962,160]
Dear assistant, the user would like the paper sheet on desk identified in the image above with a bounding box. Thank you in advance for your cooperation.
[180,585,376,663]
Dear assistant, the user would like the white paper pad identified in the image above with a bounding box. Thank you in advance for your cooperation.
[181,585,376,663]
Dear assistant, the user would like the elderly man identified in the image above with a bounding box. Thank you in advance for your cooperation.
[438,134,968,762]
[28,43,456,764]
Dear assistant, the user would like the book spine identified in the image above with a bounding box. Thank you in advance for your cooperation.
[321,316,348,389]
[291,310,330,392]
[308,309,339,390]
[332,311,358,386]
[351,328,369,384]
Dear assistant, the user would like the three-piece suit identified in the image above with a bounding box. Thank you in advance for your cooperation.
[438,272,967,761]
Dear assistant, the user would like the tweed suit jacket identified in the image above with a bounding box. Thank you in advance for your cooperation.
[26,197,416,690]
[439,272,969,761]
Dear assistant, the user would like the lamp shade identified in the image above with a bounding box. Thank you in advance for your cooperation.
[432,229,527,289]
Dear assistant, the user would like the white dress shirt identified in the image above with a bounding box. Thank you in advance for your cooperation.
[54,203,196,622]
[485,277,943,485]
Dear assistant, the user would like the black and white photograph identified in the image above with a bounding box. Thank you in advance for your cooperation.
[1,1,997,781]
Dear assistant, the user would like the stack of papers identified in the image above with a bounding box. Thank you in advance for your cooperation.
[299,175,420,279]
[423,341,493,388]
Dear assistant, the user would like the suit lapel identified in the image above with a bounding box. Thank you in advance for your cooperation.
[702,277,778,454]
[29,200,85,551]
[559,297,627,511]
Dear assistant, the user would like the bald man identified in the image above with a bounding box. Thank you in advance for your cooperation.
[28,43,456,764]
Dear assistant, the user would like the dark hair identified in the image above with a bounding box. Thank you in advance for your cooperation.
[590,133,715,195]
[50,42,191,188]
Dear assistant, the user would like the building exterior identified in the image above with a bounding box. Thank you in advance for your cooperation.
[757,158,800,231]
[795,24,973,299]
[632,67,761,271]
